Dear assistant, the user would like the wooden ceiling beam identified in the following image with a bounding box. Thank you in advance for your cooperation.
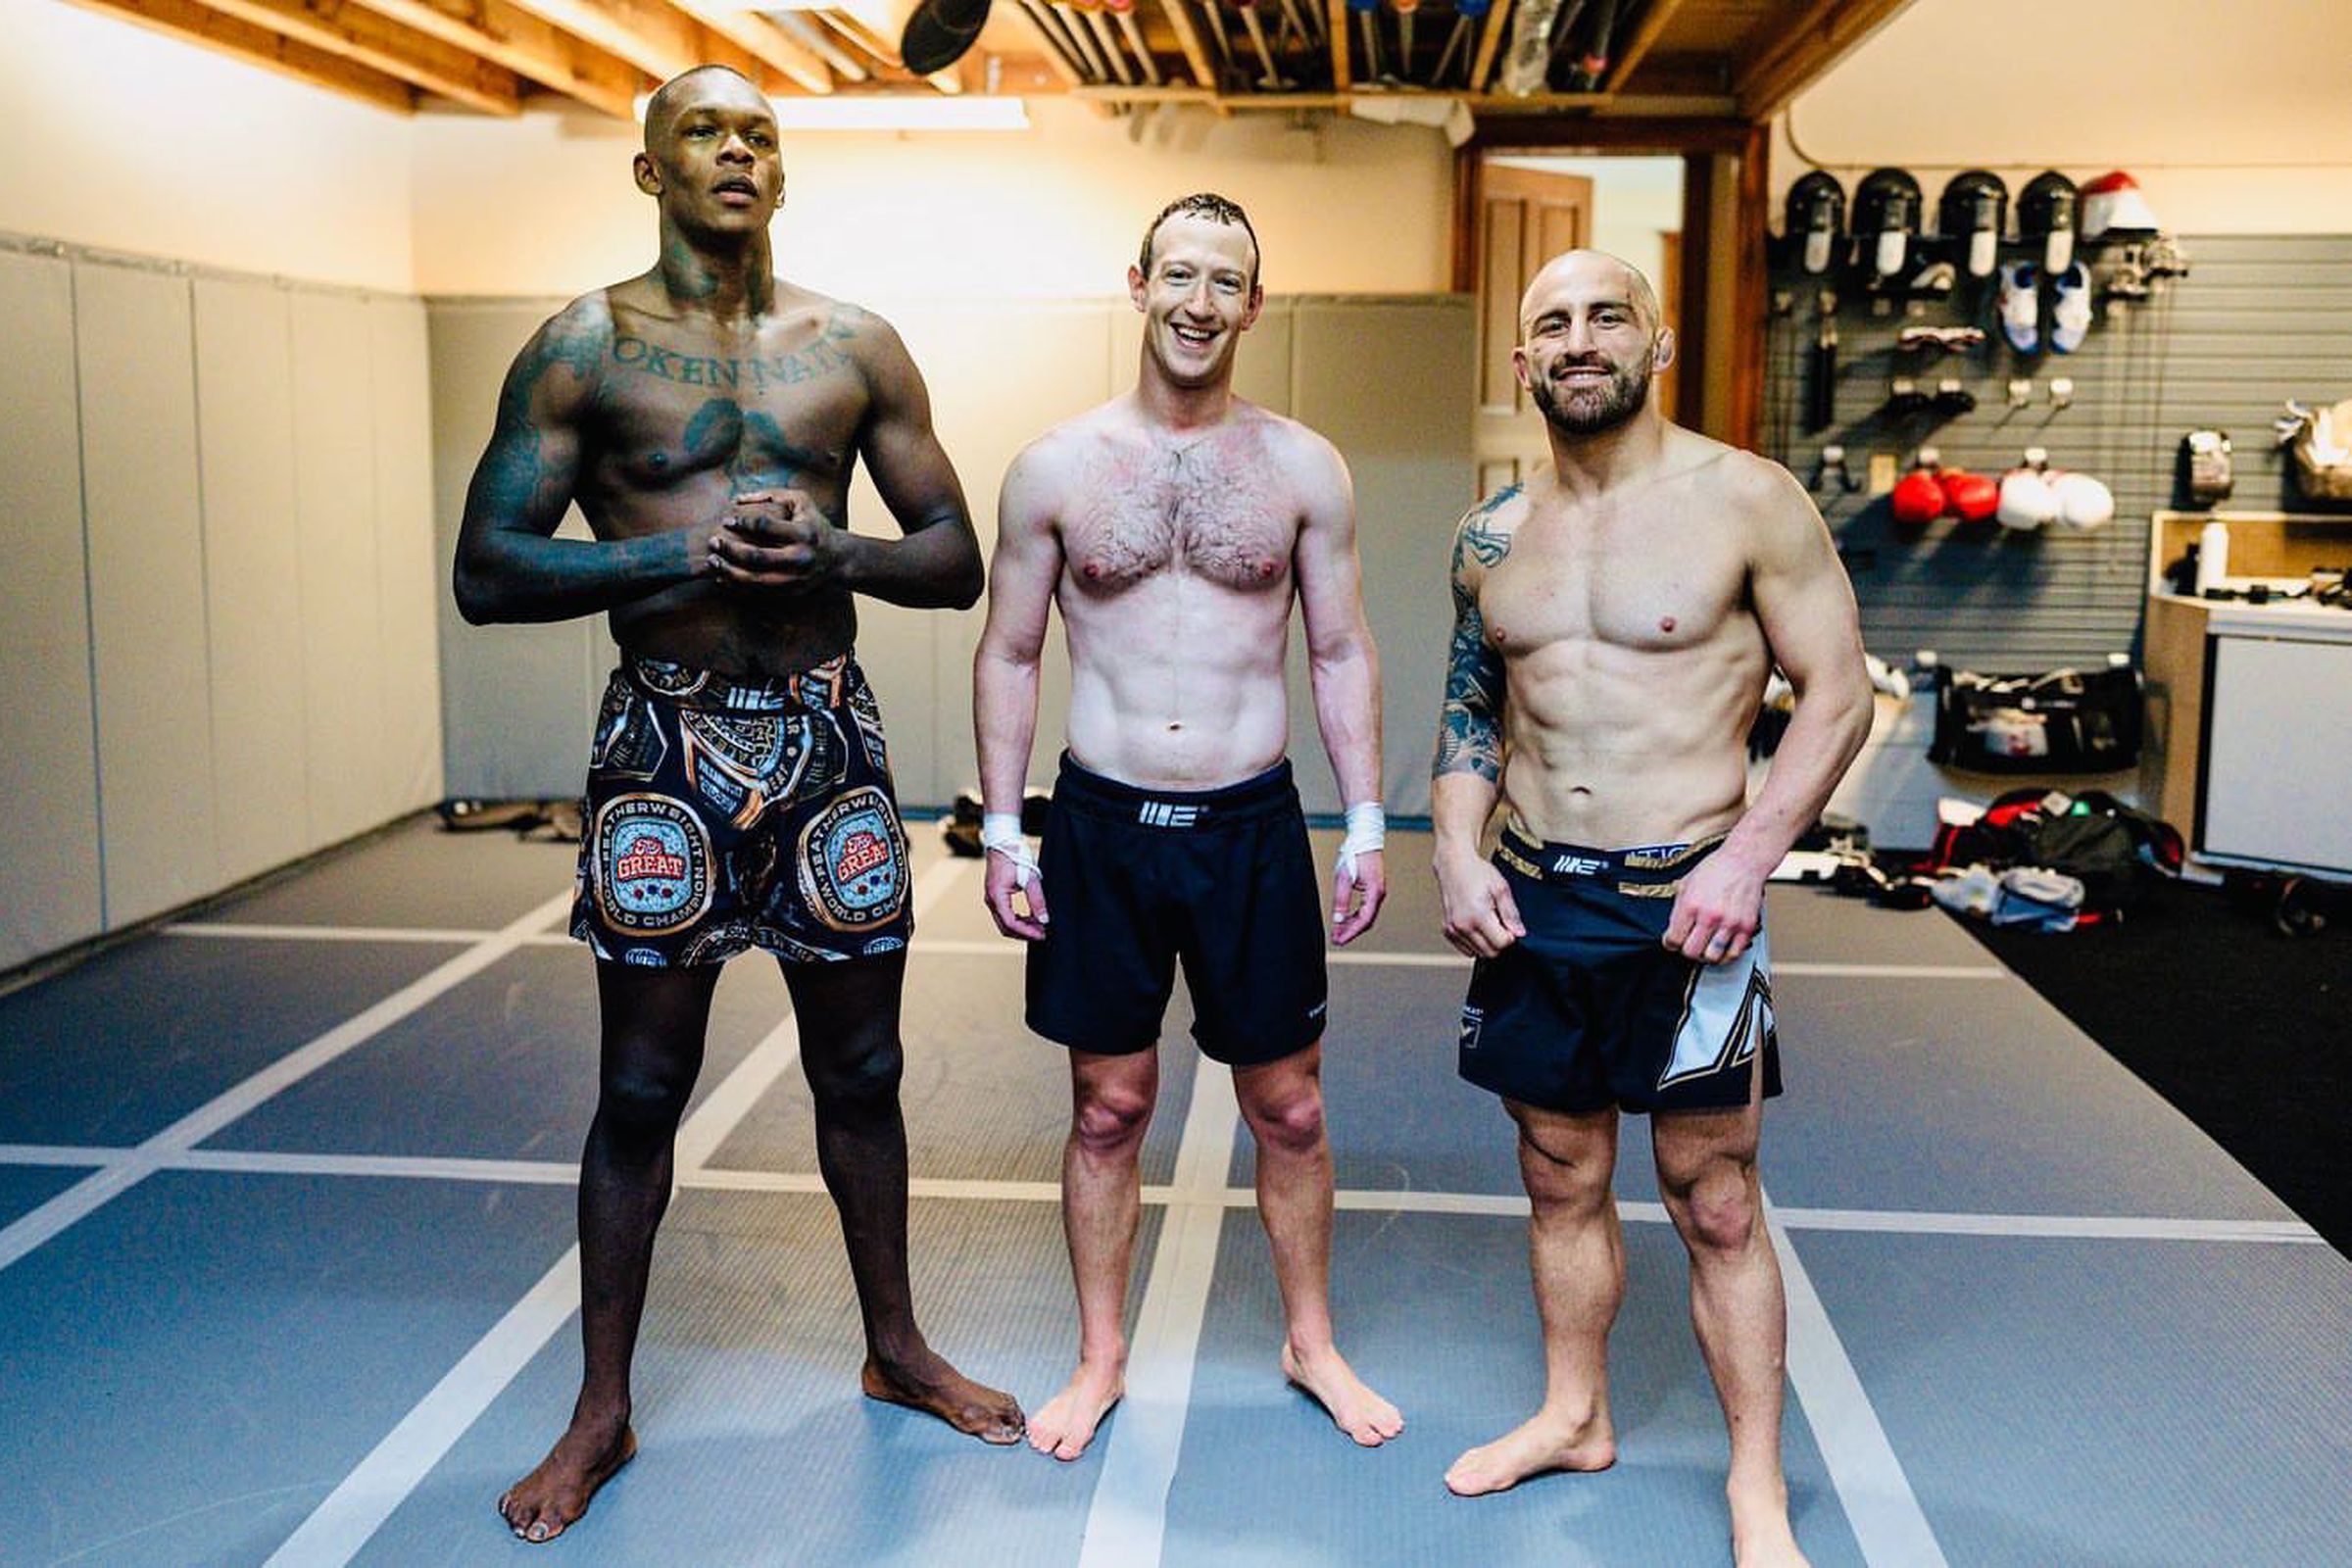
[355,0,641,118]
[1160,0,1218,90]
[187,0,522,113]
[668,0,836,94]
[1467,0,1514,95]
[59,0,416,112]
[499,0,751,84]
[1734,0,1914,122]
[1323,0,1348,90]
[1601,0,1687,92]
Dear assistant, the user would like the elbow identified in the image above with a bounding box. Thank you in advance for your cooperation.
[451,557,508,626]
[946,561,985,612]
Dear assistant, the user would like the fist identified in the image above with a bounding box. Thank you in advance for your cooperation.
[710,489,832,587]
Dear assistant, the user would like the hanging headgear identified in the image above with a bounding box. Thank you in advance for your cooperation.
[2018,171,2079,274]
[1937,171,2009,281]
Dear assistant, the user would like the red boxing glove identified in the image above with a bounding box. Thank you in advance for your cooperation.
[1889,467,1948,526]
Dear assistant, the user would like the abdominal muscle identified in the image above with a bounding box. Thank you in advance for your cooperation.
[1058,571,1294,790]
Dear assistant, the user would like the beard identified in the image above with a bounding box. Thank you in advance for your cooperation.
[1530,354,1652,436]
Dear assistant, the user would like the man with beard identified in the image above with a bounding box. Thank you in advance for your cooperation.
[972,193,1402,1461]
[1431,250,1870,1567]
[454,64,1021,1544]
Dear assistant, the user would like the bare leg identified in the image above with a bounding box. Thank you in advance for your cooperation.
[1030,1048,1157,1459]
[500,960,718,1544]
[1653,1084,1807,1568]
[1231,1043,1402,1446]
[1446,1100,1624,1497]
[782,953,1023,1445]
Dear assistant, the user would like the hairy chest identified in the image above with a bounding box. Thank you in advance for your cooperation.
[1060,439,1297,595]
[592,313,864,496]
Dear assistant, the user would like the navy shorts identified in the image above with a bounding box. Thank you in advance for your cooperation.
[1026,755,1328,1066]
[570,653,912,968]
[1457,826,1782,1115]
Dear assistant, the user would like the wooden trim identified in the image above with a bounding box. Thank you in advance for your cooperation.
[1727,120,1768,449]
[1678,148,1713,432]
[1464,114,1754,153]
[1602,0,1688,93]
[1734,0,1916,122]
[350,0,640,120]
[1450,142,1481,293]
[188,0,520,113]
[59,0,416,113]
[1324,0,1350,90]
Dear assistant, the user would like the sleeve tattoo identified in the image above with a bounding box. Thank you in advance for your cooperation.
[1433,494,1516,781]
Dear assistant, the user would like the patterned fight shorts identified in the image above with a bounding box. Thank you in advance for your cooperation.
[569,652,913,967]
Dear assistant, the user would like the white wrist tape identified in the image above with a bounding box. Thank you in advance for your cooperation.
[980,811,1039,889]
[1336,802,1387,886]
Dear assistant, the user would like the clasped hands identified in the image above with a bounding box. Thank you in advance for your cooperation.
[704,489,841,590]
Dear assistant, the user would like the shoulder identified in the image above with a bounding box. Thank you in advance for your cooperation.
[1004,406,1116,502]
[1244,406,1351,496]
[1451,479,1532,573]
[529,290,615,365]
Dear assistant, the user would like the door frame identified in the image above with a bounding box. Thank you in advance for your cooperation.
[1452,119,1769,451]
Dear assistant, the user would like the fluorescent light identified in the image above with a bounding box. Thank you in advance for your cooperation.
[630,93,1028,132]
[770,96,1028,131]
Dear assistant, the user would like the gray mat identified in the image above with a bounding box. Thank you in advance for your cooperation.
[1795,1226,2352,1567]
[710,954,1198,1187]
[0,1170,575,1568]
[0,1163,88,1227]
[206,947,783,1160]
[1764,974,2294,1219]
[209,815,579,932]
[0,935,468,1145]
[1165,1209,1866,1567]
[360,1192,1161,1567]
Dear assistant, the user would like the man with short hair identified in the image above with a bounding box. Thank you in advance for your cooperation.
[973,193,1403,1461]
[1432,249,1872,1568]
[455,64,1020,1545]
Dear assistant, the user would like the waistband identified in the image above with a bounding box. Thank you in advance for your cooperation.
[618,651,857,713]
[1494,823,1727,889]
[1052,752,1298,828]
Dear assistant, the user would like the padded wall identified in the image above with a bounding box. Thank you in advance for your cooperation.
[0,250,102,969]
[0,241,443,972]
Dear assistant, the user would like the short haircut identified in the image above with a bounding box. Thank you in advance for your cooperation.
[1518,250,1663,339]
[644,65,761,153]
[1137,193,1260,292]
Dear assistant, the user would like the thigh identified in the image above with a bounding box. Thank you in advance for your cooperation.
[1026,807,1179,1054]
[1507,1099,1621,1201]
[1649,1079,1764,1199]
[594,957,725,1090]
[1178,812,1327,1065]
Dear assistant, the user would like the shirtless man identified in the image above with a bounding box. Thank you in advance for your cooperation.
[1431,250,1871,1567]
[453,65,1020,1544]
[972,194,1403,1461]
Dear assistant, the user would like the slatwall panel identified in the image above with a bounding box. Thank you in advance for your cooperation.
[1761,234,2352,672]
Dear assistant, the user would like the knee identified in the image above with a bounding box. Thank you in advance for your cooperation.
[1072,1085,1153,1156]
[1669,1171,1762,1255]
[807,1039,905,1119]
[598,1059,694,1140]
[1244,1088,1326,1157]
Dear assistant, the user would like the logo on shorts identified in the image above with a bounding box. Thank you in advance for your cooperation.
[592,794,712,936]
[1551,854,1608,877]
[1139,801,1200,828]
[1458,1004,1485,1052]
[797,786,906,932]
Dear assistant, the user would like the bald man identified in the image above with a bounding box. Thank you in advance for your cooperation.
[455,65,1020,1545]
[1429,250,1871,1567]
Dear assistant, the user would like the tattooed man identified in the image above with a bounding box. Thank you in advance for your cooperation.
[1432,250,1870,1568]
[972,194,1401,1461]
[454,64,1018,1545]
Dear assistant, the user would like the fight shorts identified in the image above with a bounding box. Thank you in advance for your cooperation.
[1457,824,1782,1115]
[1026,754,1327,1066]
[569,652,912,968]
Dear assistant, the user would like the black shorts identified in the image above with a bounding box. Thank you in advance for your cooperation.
[1025,755,1328,1066]
[569,653,913,968]
[1457,826,1782,1116]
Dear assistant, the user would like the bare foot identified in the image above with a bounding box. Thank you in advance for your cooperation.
[497,1415,638,1544]
[1444,1407,1615,1497]
[1281,1343,1404,1446]
[861,1348,1025,1445]
[1731,1479,1810,1567]
[1026,1361,1125,1461]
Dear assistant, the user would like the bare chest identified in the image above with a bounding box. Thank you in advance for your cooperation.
[593,313,864,499]
[1481,522,1747,657]
[1062,441,1297,596]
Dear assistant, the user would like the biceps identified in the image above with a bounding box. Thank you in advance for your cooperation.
[465,416,580,538]
[861,416,966,528]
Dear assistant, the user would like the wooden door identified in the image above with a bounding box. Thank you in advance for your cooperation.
[1475,162,1592,497]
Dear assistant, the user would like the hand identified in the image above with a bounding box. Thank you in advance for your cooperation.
[1330,848,1386,947]
[1661,852,1767,964]
[1435,848,1524,959]
[709,489,840,589]
[983,850,1050,941]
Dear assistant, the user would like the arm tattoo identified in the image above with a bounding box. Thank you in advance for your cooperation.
[1433,492,1517,782]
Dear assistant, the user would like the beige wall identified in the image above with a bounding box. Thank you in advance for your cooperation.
[5,0,417,291]
[412,97,1456,300]
[1780,0,2352,232]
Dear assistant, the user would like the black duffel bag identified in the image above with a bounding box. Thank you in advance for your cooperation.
[1930,665,2142,773]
